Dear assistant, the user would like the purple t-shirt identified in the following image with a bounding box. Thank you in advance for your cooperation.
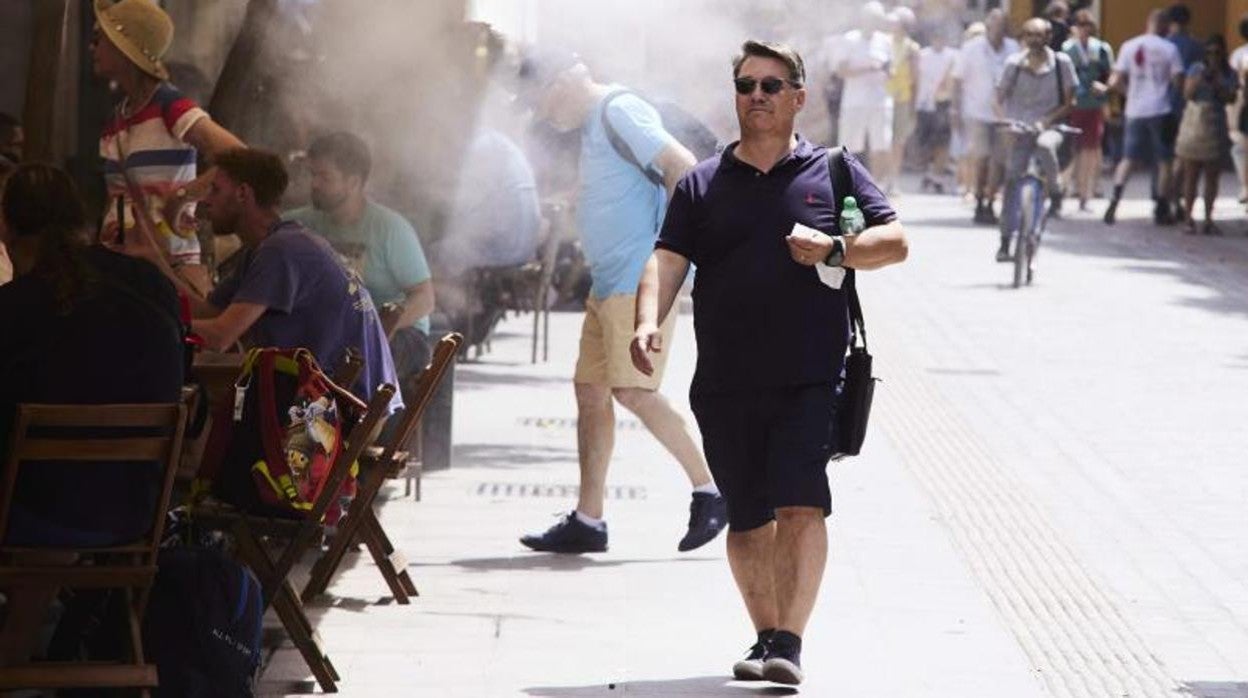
[657,139,896,395]
[209,220,403,413]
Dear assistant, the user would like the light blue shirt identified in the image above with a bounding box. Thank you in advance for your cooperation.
[285,201,432,333]
[576,88,676,298]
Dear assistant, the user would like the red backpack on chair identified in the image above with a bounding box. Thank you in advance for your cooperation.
[194,348,361,526]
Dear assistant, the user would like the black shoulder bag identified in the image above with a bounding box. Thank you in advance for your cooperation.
[827,146,877,458]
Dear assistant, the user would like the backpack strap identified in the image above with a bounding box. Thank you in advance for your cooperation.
[825,146,868,352]
[599,90,665,187]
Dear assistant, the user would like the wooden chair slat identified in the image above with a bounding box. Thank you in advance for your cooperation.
[301,332,462,605]
[18,438,171,461]
[0,402,185,693]
[0,663,159,689]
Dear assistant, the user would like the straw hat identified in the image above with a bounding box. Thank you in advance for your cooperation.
[93,0,173,81]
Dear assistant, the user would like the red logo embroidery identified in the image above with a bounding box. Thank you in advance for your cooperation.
[804,192,819,205]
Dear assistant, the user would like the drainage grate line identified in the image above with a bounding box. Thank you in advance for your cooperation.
[475,482,647,500]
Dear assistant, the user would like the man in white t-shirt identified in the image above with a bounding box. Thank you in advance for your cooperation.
[830,2,894,176]
[953,9,1019,224]
[1103,10,1184,225]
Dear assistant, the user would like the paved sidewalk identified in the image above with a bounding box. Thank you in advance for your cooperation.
[261,179,1248,697]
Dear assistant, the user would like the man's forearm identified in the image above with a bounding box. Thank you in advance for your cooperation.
[143,249,218,319]
[395,282,435,330]
[844,220,909,270]
[635,250,688,328]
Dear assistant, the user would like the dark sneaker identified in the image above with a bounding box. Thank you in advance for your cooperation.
[677,492,728,552]
[1103,199,1119,225]
[983,203,1000,225]
[520,513,607,553]
[762,637,803,686]
[732,637,769,681]
[972,202,990,224]
[995,240,1013,263]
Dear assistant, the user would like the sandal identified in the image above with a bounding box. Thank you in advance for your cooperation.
[1184,219,1198,235]
[1202,221,1223,236]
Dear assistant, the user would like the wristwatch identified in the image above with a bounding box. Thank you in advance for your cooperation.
[823,235,847,267]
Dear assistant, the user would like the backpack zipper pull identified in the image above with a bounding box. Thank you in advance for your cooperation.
[233,384,247,422]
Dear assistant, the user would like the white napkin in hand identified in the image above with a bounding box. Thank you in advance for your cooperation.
[791,222,845,289]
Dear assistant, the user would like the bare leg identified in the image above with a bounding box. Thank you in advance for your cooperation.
[1181,159,1199,231]
[613,387,712,488]
[1112,157,1134,186]
[773,507,828,636]
[1203,163,1220,226]
[575,382,615,519]
[726,523,778,632]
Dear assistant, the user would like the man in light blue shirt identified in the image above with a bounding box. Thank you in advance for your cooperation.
[515,50,728,555]
[285,132,435,381]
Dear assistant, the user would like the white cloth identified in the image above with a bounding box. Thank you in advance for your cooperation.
[826,29,895,108]
[1114,34,1183,119]
[916,46,958,110]
[1231,44,1248,72]
[840,100,895,151]
[954,35,1020,122]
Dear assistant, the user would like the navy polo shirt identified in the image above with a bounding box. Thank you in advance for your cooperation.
[656,138,896,395]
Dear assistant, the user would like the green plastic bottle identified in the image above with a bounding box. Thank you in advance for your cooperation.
[840,196,865,235]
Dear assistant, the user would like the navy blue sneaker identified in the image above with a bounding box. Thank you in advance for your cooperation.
[732,636,769,681]
[520,512,607,553]
[762,631,803,685]
[678,492,728,552]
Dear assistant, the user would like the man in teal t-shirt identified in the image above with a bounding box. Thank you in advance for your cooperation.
[286,131,435,380]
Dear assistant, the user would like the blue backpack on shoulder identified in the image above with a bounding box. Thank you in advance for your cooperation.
[143,546,264,697]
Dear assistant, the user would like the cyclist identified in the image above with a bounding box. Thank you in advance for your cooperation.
[994,17,1078,263]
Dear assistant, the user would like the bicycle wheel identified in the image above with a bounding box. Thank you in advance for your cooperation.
[1013,180,1034,289]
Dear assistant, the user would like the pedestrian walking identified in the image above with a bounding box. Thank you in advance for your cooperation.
[1103,10,1184,225]
[631,40,908,686]
[953,9,1019,224]
[1175,35,1238,235]
[515,50,728,554]
[886,6,921,194]
[916,29,959,192]
[1062,10,1114,211]
[830,2,895,179]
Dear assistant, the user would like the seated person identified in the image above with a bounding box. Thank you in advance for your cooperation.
[434,127,543,349]
[435,127,542,277]
[0,163,184,661]
[284,132,435,384]
[114,147,402,414]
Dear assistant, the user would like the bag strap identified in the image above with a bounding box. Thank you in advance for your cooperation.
[825,146,868,352]
[599,90,665,187]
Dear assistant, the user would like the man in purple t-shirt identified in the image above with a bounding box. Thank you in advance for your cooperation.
[115,147,401,412]
[632,41,908,686]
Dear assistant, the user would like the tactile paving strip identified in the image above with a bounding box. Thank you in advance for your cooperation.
[873,323,1177,698]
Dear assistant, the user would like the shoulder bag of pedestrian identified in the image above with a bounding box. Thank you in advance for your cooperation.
[826,146,876,458]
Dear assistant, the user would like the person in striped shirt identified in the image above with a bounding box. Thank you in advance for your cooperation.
[91,0,244,293]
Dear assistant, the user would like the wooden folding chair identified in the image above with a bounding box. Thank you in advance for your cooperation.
[0,403,186,695]
[188,380,395,694]
[302,332,463,606]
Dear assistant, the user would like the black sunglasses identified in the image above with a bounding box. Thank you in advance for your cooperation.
[734,76,801,95]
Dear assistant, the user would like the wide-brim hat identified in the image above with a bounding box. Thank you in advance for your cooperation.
[93,0,173,81]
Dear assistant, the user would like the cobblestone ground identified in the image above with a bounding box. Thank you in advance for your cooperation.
[262,178,1248,697]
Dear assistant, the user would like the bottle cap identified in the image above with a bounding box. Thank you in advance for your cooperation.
[842,196,859,209]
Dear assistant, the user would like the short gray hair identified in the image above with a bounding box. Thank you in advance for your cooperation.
[731,40,805,85]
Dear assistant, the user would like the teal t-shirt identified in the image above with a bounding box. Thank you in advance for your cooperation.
[285,201,432,333]
[576,88,677,299]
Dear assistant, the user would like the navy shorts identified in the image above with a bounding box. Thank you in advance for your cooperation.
[1124,115,1174,164]
[690,383,837,532]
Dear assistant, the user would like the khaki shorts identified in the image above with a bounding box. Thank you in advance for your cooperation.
[574,294,677,390]
[962,118,999,160]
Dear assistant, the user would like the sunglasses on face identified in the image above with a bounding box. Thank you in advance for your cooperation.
[734,76,801,95]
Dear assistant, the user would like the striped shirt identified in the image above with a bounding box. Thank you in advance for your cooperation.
[100,83,207,267]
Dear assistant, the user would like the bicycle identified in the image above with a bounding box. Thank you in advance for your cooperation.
[995,121,1081,288]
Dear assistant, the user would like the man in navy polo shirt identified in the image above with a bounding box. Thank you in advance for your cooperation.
[632,40,908,685]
